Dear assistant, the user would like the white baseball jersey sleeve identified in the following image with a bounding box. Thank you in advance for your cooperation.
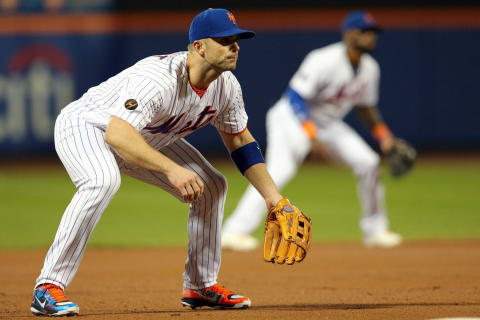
[289,42,380,126]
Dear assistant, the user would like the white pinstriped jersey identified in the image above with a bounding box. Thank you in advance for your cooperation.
[289,42,380,127]
[61,51,248,148]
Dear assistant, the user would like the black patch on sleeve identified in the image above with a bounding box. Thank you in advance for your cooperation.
[124,99,138,110]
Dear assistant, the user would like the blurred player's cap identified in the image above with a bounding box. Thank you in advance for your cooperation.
[189,8,255,43]
[342,10,381,32]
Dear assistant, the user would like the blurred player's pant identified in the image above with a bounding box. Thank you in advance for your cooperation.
[223,98,388,238]
[36,110,225,290]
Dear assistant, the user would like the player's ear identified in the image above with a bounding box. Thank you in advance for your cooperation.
[343,30,355,44]
[193,40,206,57]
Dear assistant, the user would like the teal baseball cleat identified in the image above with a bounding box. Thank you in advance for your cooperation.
[30,284,79,316]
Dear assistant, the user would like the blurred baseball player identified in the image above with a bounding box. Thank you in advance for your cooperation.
[223,10,404,251]
[30,8,291,316]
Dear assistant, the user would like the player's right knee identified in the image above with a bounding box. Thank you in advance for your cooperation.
[84,173,121,198]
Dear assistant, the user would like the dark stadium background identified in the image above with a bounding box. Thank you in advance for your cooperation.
[0,1,479,157]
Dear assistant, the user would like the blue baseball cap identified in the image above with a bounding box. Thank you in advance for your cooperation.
[189,8,255,43]
[342,10,381,33]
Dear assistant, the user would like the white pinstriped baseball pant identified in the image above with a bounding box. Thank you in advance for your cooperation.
[223,98,388,238]
[36,112,226,290]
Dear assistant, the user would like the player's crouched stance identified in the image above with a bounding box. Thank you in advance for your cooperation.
[29,8,309,316]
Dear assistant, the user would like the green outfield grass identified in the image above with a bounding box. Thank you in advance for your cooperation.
[1,157,479,248]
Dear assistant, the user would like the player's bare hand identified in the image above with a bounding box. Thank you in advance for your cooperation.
[309,138,329,161]
[380,135,395,154]
[166,166,204,202]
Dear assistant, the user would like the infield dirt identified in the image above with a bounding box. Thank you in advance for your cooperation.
[1,240,479,319]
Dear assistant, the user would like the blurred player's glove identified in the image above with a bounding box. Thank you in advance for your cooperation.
[264,198,312,265]
[387,139,417,178]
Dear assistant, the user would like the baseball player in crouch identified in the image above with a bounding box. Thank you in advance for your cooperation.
[223,11,404,251]
[30,8,291,316]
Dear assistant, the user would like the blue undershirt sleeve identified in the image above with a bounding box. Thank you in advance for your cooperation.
[285,86,310,122]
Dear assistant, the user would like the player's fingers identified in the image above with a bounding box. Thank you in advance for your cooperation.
[196,177,204,196]
[191,180,202,201]
[184,184,195,202]
[179,187,189,202]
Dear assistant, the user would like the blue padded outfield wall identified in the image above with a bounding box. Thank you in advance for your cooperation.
[1,13,479,156]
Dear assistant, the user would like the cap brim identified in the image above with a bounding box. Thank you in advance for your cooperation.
[210,28,256,39]
[343,25,382,33]
[362,26,382,32]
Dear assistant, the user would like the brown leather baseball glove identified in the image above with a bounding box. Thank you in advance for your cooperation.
[387,138,417,178]
[263,198,312,265]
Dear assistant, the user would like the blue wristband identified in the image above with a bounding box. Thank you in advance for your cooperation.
[230,141,265,175]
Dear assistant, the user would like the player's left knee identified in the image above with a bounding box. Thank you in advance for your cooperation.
[363,152,380,169]
[353,153,380,177]
[203,170,228,200]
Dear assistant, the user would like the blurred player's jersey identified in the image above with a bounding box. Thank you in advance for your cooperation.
[60,52,248,148]
[289,42,379,127]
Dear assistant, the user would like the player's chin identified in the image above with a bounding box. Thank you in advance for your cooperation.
[222,64,237,71]
[359,44,376,53]
[214,63,236,72]
[223,59,238,71]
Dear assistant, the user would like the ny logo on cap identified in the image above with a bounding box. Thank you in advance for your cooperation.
[227,11,237,24]
[363,12,375,23]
